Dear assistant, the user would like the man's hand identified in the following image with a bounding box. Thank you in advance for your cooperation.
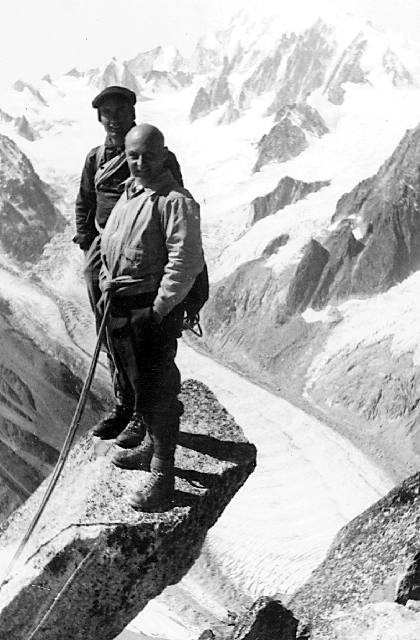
[131,307,161,327]
[72,233,95,251]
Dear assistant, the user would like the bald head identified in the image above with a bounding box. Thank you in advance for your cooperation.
[125,123,167,186]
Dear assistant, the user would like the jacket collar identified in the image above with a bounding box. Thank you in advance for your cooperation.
[125,169,178,199]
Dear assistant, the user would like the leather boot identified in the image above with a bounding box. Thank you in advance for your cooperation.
[91,404,132,439]
[115,412,146,448]
[129,456,175,512]
[112,431,154,470]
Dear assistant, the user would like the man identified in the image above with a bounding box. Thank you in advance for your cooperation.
[99,123,204,511]
[74,86,183,443]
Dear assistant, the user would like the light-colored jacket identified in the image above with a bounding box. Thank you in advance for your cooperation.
[100,169,204,320]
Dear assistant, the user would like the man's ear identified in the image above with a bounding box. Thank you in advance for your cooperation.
[162,146,168,161]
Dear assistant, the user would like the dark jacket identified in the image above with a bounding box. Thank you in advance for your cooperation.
[74,137,183,249]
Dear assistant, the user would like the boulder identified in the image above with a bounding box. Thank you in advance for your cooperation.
[197,597,298,640]
[0,380,256,640]
[228,597,298,640]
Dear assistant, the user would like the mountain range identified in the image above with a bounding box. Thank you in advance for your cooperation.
[1,5,420,639]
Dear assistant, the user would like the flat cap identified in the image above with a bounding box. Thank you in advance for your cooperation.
[92,86,136,109]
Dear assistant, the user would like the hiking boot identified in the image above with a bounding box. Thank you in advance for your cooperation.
[91,405,132,439]
[115,412,146,449]
[129,456,174,512]
[112,432,154,470]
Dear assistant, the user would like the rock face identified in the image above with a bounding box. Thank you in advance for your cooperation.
[190,64,233,122]
[324,33,368,104]
[254,103,328,172]
[238,36,296,110]
[12,80,48,106]
[0,380,256,640]
[305,602,420,640]
[218,100,241,125]
[190,87,213,121]
[143,70,193,94]
[289,472,420,638]
[285,122,420,312]
[268,20,335,114]
[198,597,298,640]
[250,176,330,225]
[383,48,413,87]
[0,134,65,261]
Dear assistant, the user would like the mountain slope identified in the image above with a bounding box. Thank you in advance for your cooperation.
[0,134,65,262]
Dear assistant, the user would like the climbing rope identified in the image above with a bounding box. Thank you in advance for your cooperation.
[0,298,111,590]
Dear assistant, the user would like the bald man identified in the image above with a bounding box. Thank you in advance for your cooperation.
[98,124,204,511]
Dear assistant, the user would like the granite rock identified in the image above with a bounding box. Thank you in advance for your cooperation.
[0,380,256,640]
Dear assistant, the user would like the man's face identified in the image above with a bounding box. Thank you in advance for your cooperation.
[98,97,134,141]
[125,133,167,186]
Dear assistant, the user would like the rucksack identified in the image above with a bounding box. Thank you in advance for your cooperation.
[156,193,209,336]
[183,262,209,336]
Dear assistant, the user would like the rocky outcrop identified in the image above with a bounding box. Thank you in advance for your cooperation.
[262,234,290,257]
[286,224,365,312]
[91,58,141,93]
[0,109,38,141]
[268,20,335,114]
[127,46,186,77]
[0,134,65,261]
[190,62,233,122]
[250,176,330,225]
[0,380,256,640]
[238,36,296,110]
[324,33,368,105]
[284,121,420,312]
[286,240,330,314]
[143,70,193,94]
[15,115,37,141]
[65,67,84,78]
[312,602,420,640]
[190,88,213,121]
[383,49,413,87]
[218,100,240,125]
[254,121,307,172]
[290,472,420,638]
[254,104,328,172]
[12,80,48,106]
[198,597,298,640]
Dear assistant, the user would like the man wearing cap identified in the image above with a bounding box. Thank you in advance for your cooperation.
[99,123,204,511]
[74,86,183,444]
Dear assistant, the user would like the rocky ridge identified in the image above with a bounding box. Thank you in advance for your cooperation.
[250,176,330,225]
[286,121,420,313]
[254,103,329,171]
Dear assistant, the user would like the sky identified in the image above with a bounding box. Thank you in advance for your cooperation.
[1,0,420,86]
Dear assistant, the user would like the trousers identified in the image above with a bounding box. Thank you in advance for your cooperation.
[83,236,133,404]
[106,294,184,457]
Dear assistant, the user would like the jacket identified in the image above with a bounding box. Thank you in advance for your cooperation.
[74,135,183,248]
[100,170,204,321]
